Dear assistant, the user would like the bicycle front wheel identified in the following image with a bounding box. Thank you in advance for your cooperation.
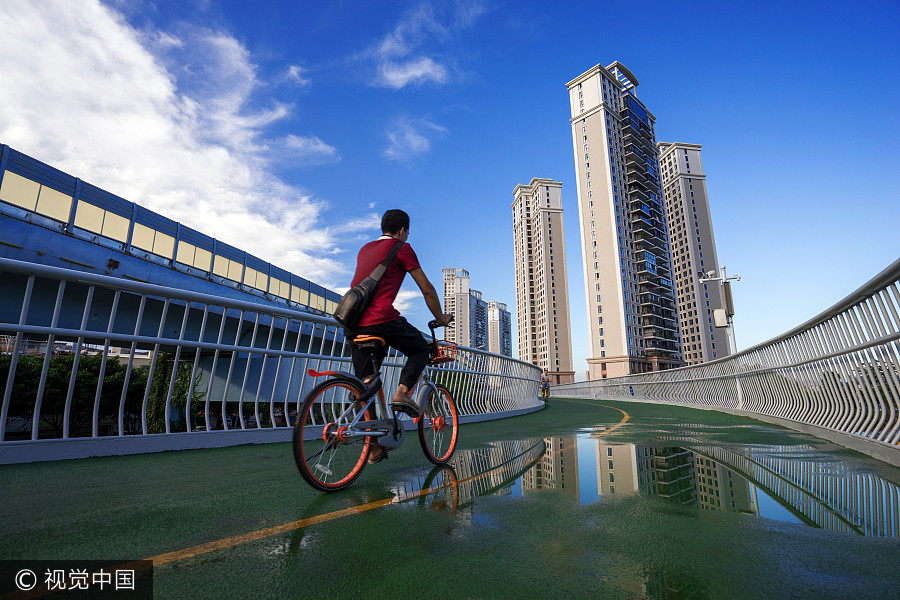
[418,384,458,465]
[293,379,374,491]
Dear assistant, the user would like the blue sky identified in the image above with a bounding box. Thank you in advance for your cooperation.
[1,1,897,379]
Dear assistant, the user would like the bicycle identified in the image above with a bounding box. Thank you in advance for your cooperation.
[292,319,459,491]
[540,383,550,401]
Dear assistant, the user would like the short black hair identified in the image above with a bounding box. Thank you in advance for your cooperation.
[381,209,410,235]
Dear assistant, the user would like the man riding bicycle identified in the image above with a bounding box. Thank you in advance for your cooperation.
[540,369,551,400]
[345,209,453,463]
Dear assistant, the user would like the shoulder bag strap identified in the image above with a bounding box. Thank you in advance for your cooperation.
[368,240,405,282]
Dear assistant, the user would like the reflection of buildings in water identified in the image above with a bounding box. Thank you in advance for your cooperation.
[649,447,696,504]
[595,443,641,497]
[594,443,696,504]
[694,455,758,516]
[448,439,547,505]
[521,437,579,502]
[402,435,899,539]
[593,441,758,514]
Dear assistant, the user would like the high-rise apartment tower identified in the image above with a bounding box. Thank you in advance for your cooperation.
[658,142,730,364]
[511,178,575,384]
[566,62,683,379]
[487,301,512,357]
[442,268,487,350]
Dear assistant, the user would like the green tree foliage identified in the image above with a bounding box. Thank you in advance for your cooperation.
[1,352,149,438]
[145,353,206,434]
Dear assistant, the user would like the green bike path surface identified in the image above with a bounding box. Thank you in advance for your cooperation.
[2,398,900,599]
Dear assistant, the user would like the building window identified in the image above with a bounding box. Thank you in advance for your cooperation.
[0,171,73,223]
[132,223,175,259]
[73,202,130,242]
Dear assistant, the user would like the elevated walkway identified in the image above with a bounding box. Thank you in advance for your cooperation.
[2,399,898,599]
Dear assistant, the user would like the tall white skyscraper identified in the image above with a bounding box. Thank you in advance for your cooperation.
[566,62,683,379]
[511,178,575,384]
[442,268,510,355]
[442,268,484,349]
[487,301,512,357]
[658,142,730,364]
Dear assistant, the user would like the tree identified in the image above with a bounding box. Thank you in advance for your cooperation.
[146,353,206,434]
[2,351,151,438]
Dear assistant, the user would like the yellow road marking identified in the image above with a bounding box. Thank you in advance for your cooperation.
[3,403,627,599]
[147,439,550,567]
[555,398,631,436]
[144,401,631,568]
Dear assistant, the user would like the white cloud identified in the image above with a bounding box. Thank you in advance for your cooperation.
[392,289,422,315]
[0,0,355,285]
[364,1,486,89]
[279,135,341,165]
[285,64,311,86]
[454,0,488,27]
[379,57,447,89]
[376,3,447,59]
[383,117,448,161]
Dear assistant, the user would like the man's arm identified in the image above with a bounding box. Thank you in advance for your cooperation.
[409,268,453,326]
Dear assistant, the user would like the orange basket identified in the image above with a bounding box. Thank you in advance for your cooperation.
[431,340,457,364]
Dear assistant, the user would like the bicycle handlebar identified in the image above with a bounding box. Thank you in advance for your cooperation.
[428,316,454,358]
[427,315,454,333]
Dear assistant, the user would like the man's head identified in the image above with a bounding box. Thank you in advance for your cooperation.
[381,209,410,237]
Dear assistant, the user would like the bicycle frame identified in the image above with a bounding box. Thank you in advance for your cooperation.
[307,364,441,450]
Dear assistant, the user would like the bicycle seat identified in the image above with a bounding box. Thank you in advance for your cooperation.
[353,335,386,349]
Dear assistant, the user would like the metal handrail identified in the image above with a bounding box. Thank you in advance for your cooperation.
[555,258,900,454]
[0,257,542,461]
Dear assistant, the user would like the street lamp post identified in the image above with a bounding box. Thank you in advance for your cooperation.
[698,266,741,355]
[699,266,743,409]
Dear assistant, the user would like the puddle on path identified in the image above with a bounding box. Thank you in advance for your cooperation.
[398,432,899,538]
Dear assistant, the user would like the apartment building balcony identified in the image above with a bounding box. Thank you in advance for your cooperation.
[624,144,645,162]
[643,315,677,331]
[639,293,658,307]
[626,176,647,192]
[654,446,692,462]
[629,202,652,219]
[643,327,667,341]
[636,257,659,276]
[621,129,655,155]
[627,185,650,202]
[635,236,664,254]
[645,340,679,356]
[642,315,678,333]
[633,221,664,244]
[653,259,672,275]
[640,304,664,319]
[637,275,664,293]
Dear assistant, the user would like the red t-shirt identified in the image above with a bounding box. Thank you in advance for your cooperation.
[351,237,420,327]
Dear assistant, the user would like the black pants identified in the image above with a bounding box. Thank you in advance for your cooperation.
[348,317,430,390]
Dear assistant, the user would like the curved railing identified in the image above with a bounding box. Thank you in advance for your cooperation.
[0,257,542,463]
[556,258,900,459]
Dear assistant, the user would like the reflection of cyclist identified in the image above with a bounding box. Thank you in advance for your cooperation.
[540,369,551,400]
[346,209,453,462]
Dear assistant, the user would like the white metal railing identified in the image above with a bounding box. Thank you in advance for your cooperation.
[0,257,542,461]
[556,258,900,453]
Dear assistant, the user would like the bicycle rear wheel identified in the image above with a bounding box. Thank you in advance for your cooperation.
[418,384,458,465]
[293,379,374,491]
